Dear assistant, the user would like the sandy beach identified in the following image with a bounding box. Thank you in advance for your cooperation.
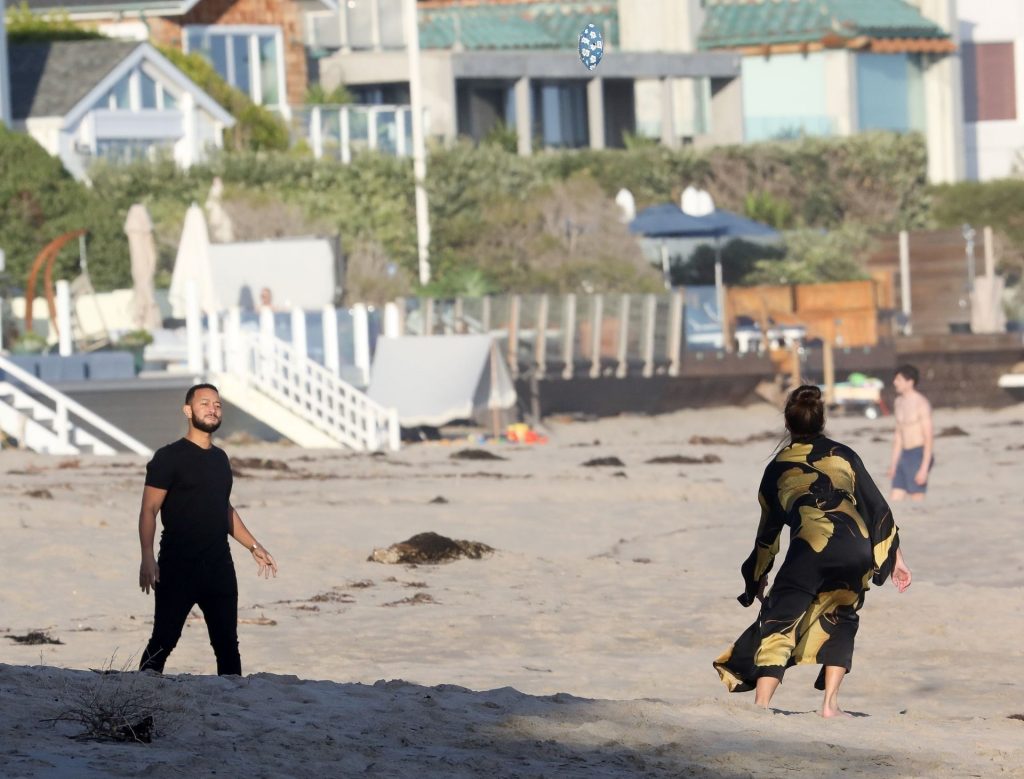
[2,404,1023,778]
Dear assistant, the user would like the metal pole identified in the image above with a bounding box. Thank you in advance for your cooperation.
[714,237,730,352]
[898,229,912,333]
[404,0,431,285]
[962,223,976,294]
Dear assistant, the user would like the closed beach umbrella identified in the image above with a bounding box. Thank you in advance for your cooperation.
[124,204,162,331]
[169,203,219,318]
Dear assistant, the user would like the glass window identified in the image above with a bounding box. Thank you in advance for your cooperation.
[962,42,1017,122]
[210,35,229,82]
[378,0,405,48]
[96,139,170,163]
[259,35,279,106]
[162,86,178,111]
[107,73,131,109]
[140,69,158,109]
[184,26,284,108]
[857,53,913,132]
[346,0,375,49]
[231,35,251,96]
[187,29,207,55]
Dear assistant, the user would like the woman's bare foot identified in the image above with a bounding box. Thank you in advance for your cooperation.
[821,703,852,718]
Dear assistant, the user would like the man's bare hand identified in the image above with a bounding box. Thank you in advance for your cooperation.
[139,556,160,594]
[252,546,278,579]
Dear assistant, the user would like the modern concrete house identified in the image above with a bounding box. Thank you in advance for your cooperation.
[698,0,966,183]
[313,0,744,153]
[8,39,234,178]
[957,0,1024,180]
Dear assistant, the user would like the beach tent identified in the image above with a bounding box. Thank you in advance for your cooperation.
[367,335,517,428]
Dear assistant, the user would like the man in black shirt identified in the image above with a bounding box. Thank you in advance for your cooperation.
[138,383,277,675]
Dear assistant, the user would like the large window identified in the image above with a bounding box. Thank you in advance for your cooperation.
[99,66,180,112]
[96,139,173,163]
[856,53,924,133]
[186,26,286,110]
[962,42,1017,122]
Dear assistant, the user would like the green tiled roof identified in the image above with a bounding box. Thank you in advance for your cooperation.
[420,2,618,51]
[698,0,951,50]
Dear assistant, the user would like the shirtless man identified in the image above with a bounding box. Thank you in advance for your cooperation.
[888,364,933,502]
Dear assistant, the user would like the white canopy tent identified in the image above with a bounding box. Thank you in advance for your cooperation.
[367,335,517,428]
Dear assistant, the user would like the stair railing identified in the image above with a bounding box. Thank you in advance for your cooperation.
[230,332,400,452]
[0,353,152,456]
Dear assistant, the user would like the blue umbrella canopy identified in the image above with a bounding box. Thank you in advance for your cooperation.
[630,203,780,241]
[629,204,720,238]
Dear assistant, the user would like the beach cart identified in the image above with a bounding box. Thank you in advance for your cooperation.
[825,373,886,419]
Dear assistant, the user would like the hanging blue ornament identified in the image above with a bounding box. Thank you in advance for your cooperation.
[578,23,604,71]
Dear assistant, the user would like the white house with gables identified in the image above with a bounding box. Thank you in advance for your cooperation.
[8,39,234,178]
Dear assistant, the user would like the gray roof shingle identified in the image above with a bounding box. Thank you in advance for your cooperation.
[9,40,141,120]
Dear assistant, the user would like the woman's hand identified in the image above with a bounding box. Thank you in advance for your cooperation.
[891,549,912,593]
[755,577,768,603]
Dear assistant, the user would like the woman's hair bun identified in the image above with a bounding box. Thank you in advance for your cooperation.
[793,385,821,403]
[784,384,825,438]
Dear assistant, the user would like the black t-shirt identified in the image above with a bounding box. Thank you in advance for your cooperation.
[145,438,233,561]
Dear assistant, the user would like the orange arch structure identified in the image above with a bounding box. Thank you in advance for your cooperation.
[24,229,88,336]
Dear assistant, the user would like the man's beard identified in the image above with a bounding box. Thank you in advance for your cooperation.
[192,417,222,434]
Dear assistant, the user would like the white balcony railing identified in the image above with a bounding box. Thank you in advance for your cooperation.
[291,104,427,161]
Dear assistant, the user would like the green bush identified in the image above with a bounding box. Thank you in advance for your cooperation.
[0,127,129,292]
[5,2,103,42]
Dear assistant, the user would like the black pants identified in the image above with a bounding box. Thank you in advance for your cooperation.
[140,547,241,675]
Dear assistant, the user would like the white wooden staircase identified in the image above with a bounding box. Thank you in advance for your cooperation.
[0,354,152,456]
[213,320,399,452]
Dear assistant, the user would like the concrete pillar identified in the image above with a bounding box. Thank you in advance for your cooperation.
[352,303,371,386]
[615,294,630,378]
[186,280,203,375]
[515,77,532,156]
[589,294,604,379]
[55,280,72,357]
[561,293,577,380]
[824,50,858,136]
[322,304,340,375]
[383,301,401,337]
[587,77,605,150]
[917,0,964,182]
[660,77,678,148]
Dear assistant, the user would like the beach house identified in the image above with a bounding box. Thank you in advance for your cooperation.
[697,0,965,183]
[8,39,234,178]
[20,0,340,118]
[311,0,744,153]
[957,0,1024,180]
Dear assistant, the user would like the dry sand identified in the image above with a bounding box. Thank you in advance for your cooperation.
[1,404,1023,778]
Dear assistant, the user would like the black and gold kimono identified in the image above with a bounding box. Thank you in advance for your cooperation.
[714,435,901,692]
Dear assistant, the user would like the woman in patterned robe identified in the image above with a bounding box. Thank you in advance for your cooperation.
[714,385,912,717]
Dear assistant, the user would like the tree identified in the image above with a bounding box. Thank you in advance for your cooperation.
[0,127,130,293]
